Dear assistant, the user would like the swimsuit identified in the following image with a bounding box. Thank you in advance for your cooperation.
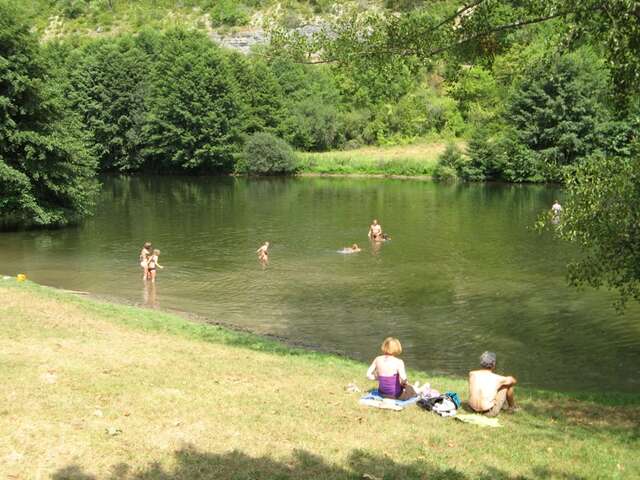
[147,257,157,271]
[378,374,403,398]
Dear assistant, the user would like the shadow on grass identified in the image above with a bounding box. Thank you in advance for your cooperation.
[50,447,587,480]
[511,397,640,444]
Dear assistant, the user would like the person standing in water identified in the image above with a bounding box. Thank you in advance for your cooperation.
[257,241,269,264]
[551,200,563,224]
[146,249,164,283]
[368,219,383,241]
[139,242,152,280]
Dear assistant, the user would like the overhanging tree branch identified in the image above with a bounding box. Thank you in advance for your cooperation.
[298,9,573,65]
[427,0,488,34]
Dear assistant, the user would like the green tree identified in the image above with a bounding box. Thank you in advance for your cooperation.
[67,36,150,171]
[142,30,242,172]
[553,149,640,305]
[467,49,614,182]
[506,49,612,179]
[226,53,285,135]
[0,1,98,227]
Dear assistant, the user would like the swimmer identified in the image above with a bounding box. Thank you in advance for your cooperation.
[340,243,361,254]
[256,241,269,263]
[551,200,562,224]
[368,219,383,241]
[139,242,152,280]
[146,249,164,283]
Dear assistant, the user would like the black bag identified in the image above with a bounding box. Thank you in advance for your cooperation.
[417,396,445,412]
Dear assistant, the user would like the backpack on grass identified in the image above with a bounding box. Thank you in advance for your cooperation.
[417,392,460,417]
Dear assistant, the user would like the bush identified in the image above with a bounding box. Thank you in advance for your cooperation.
[58,0,86,19]
[210,0,249,27]
[435,142,489,182]
[433,144,463,181]
[240,132,298,175]
[432,164,458,182]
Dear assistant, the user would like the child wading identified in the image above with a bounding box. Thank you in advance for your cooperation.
[256,241,269,264]
[366,337,417,400]
[146,249,164,283]
[139,242,152,280]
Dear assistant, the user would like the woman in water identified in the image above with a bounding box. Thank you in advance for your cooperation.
[146,249,163,283]
[139,242,152,280]
[366,337,417,400]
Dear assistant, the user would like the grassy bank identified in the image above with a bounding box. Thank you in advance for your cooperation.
[1,281,638,479]
[297,142,462,177]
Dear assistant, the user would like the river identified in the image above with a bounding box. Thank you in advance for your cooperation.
[2,175,639,393]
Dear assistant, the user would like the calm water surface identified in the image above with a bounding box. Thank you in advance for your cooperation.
[2,176,639,393]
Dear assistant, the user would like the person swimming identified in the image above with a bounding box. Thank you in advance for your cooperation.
[339,243,361,254]
[256,241,269,263]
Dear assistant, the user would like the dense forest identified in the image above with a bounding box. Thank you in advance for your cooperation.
[1,1,639,300]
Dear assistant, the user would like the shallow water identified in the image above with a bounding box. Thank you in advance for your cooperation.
[2,175,639,393]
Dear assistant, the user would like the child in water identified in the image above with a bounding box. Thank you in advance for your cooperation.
[139,242,152,280]
[340,243,361,254]
[366,337,418,400]
[256,241,269,263]
[146,249,163,282]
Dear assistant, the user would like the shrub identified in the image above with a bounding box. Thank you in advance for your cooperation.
[210,0,249,27]
[59,0,85,19]
[433,143,463,181]
[432,164,458,182]
[240,132,298,175]
[434,142,487,182]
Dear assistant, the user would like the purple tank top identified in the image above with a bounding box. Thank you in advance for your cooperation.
[378,374,402,398]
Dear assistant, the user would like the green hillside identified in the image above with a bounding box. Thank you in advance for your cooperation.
[23,1,370,38]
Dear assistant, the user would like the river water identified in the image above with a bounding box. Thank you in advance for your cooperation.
[2,176,639,393]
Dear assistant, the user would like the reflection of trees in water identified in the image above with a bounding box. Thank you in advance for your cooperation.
[16,176,636,392]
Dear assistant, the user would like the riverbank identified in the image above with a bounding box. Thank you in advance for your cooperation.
[1,281,638,479]
[296,142,463,177]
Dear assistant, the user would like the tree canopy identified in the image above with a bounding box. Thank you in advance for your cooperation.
[0,1,97,227]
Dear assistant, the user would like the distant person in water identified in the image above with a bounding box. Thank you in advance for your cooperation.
[468,351,518,417]
[368,219,383,241]
[551,200,562,224]
[146,249,164,283]
[340,243,361,254]
[257,241,269,264]
[139,242,152,280]
[366,337,417,400]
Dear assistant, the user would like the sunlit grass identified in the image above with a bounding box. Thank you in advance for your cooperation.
[0,281,638,479]
[297,142,466,176]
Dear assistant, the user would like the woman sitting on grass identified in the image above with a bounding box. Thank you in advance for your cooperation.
[366,337,417,400]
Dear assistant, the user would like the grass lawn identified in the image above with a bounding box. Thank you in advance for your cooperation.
[297,142,464,177]
[0,281,638,479]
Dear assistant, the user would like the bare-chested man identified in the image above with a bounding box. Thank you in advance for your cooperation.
[468,351,517,417]
[368,219,382,240]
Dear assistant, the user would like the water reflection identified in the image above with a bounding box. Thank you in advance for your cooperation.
[0,175,638,393]
[143,282,159,309]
